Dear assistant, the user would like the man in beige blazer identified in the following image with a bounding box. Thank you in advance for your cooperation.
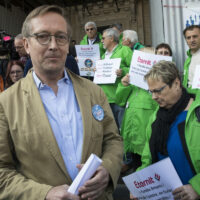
[0,5,123,200]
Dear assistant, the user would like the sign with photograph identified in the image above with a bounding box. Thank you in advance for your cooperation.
[75,44,100,77]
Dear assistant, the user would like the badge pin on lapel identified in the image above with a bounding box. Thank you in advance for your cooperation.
[92,104,104,121]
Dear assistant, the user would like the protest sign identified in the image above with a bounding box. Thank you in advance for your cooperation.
[93,58,121,84]
[129,50,172,90]
[75,44,100,77]
[123,158,183,200]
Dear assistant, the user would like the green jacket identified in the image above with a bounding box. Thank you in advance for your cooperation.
[119,33,123,45]
[137,92,200,195]
[183,50,199,95]
[80,32,105,57]
[115,83,158,155]
[133,42,144,51]
[100,44,133,103]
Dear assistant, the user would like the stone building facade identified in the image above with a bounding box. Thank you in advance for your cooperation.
[65,0,151,46]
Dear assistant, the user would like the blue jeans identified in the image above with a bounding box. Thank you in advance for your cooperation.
[110,103,125,130]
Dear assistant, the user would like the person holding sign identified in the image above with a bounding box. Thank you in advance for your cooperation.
[115,73,158,173]
[183,25,200,95]
[115,48,158,173]
[100,28,133,129]
[80,21,105,57]
[131,61,200,200]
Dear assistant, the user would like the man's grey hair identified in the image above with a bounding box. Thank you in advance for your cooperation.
[84,21,97,31]
[15,33,23,40]
[103,28,119,43]
[123,30,138,45]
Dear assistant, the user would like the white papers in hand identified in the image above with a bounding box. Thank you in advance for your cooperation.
[68,154,102,195]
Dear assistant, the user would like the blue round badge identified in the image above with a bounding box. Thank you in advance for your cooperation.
[92,105,104,121]
[84,59,93,68]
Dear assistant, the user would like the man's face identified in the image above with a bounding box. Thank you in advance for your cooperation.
[14,38,27,57]
[85,25,97,40]
[102,32,112,50]
[185,28,200,53]
[147,78,180,109]
[24,12,69,76]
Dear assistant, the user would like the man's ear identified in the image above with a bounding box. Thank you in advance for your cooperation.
[23,38,30,55]
[174,77,181,88]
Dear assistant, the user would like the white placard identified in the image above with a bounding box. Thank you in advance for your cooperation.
[93,58,121,84]
[123,158,183,200]
[68,154,102,195]
[183,2,200,29]
[75,44,100,77]
[129,50,172,90]
[192,65,200,89]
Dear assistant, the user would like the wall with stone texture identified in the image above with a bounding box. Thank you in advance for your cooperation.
[64,0,151,46]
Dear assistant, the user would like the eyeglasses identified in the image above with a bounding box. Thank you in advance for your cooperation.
[15,46,24,50]
[86,28,94,31]
[10,70,23,75]
[148,84,167,95]
[28,32,69,46]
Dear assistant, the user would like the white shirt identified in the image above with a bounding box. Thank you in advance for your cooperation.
[104,45,118,59]
[188,48,200,86]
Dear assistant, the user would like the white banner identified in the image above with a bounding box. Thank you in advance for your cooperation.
[183,2,200,29]
[75,44,100,77]
[123,158,183,200]
[129,50,172,90]
[93,58,121,84]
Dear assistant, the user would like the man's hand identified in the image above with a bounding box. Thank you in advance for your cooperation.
[121,74,130,86]
[173,184,200,200]
[78,166,110,200]
[45,184,80,200]
[116,69,122,77]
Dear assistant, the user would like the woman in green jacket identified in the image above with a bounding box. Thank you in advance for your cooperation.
[131,61,200,200]
[115,74,157,171]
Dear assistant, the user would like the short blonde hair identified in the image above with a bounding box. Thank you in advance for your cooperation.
[144,61,181,87]
[22,5,71,38]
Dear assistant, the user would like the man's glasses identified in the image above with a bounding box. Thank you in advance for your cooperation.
[28,32,69,46]
[86,28,94,31]
[10,70,23,75]
[148,84,167,95]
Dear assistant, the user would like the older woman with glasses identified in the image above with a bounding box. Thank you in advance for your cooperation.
[130,61,200,200]
[5,60,24,88]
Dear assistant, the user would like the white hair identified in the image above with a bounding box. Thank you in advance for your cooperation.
[84,21,97,31]
[123,30,138,44]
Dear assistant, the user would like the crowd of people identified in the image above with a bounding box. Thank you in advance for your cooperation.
[0,4,200,200]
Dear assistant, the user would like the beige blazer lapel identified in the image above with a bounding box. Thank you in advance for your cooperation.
[68,71,93,163]
[22,72,72,183]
